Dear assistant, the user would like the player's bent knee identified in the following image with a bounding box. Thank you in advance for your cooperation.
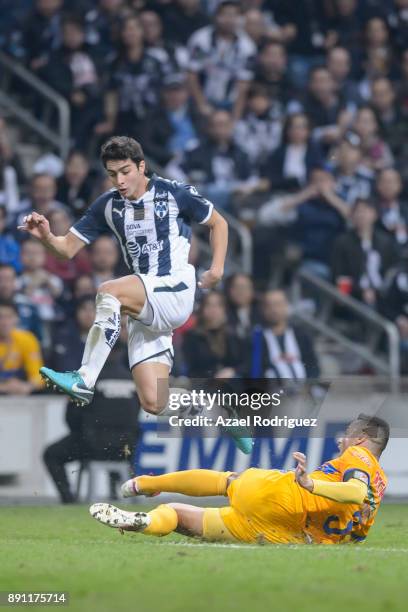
[139,394,165,415]
[98,281,118,298]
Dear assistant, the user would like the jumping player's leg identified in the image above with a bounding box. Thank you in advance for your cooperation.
[40,275,149,404]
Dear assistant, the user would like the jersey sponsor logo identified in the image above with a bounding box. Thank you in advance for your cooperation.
[127,239,164,258]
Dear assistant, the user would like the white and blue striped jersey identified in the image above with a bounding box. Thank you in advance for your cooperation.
[69,175,214,277]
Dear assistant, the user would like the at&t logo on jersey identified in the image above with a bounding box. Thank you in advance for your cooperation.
[127,239,164,258]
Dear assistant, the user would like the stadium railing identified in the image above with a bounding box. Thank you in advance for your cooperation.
[0,50,70,160]
[291,268,401,393]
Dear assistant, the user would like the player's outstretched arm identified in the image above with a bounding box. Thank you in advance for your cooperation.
[198,209,228,289]
[18,212,85,259]
[293,452,367,504]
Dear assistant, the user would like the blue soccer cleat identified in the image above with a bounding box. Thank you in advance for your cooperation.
[40,367,94,407]
[226,427,254,455]
[222,406,254,455]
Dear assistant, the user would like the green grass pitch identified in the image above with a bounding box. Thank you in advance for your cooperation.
[1,503,407,612]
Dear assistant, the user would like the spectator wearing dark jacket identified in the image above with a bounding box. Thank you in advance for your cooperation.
[332,198,399,307]
[181,110,252,210]
[250,289,320,380]
[182,291,243,378]
[224,273,259,341]
[40,15,103,149]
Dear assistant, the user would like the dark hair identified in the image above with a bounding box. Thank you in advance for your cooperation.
[353,413,390,453]
[258,39,286,55]
[0,263,15,273]
[100,136,145,169]
[216,1,240,14]
[0,298,18,314]
[282,112,310,144]
[62,14,84,30]
[75,295,95,312]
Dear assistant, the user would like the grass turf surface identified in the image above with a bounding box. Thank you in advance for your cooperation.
[0,503,407,612]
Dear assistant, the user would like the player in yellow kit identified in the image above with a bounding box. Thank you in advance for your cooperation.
[90,414,389,545]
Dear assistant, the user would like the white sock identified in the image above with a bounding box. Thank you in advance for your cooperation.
[78,292,121,388]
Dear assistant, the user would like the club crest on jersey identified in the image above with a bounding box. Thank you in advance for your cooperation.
[154,193,169,220]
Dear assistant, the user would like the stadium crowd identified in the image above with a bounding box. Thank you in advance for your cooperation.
[1,0,408,392]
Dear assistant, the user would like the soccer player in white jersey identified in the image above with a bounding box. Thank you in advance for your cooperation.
[19,136,252,453]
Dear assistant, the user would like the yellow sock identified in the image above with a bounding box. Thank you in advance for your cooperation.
[136,470,230,497]
[143,504,178,537]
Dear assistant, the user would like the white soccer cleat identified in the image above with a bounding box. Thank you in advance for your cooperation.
[89,503,151,531]
[121,478,160,498]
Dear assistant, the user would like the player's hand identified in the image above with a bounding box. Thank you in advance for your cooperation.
[293,451,314,492]
[17,212,51,241]
[198,268,223,289]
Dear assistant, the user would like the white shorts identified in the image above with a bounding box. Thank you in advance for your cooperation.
[127,264,196,370]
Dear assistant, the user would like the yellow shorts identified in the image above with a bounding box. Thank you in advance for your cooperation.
[219,468,307,544]
[202,508,238,542]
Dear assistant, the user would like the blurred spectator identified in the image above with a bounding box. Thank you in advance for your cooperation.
[0,120,21,217]
[16,240,63,325]
[224,273,259,340]
[40,15,103,149]
[386,0,408,53]
[380,253,408,369]
[292,168,349,278]
[186,0,256,119]
[95,13,171,139]
[45,209,92,283]
[397,48,408,117]
[72,275,96,301]
[84,0,126,57]
[327,0,363,59]
[0,299,44,395]
[182,290,243,377]
[181,109,253,210]
[16,174,66,232]
[258,112,322,193]
[0,206,21,272]
[160,0,209,47]
[331,198,398,307]
[252,41,293,104]
[294,66,350,147]
[249,290,319,379]
[370,77,407,158]
[141,73,199,171]
[233,84,282,168]
[244,8,269,48]
[353,105,394,171]
[89,236,120,286]
[0,264,43,339]
[56,150,96,218]
[283,0,332,88]
[375,168,408,246]
[50,296,96,371]
[326,46,361,106]
[20,0,63,71]
[139,8,184,69]
[331,131,373,206]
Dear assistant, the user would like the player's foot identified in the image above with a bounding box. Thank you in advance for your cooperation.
[89,503,150,531]
[121,477,160,498]
[40,367,94,407]
[223,407,254,455]
[226,428,254,455]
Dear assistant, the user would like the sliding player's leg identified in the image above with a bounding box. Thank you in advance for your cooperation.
[121,468,235,498]
[90,501,236,541]
[40,275,148,405]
